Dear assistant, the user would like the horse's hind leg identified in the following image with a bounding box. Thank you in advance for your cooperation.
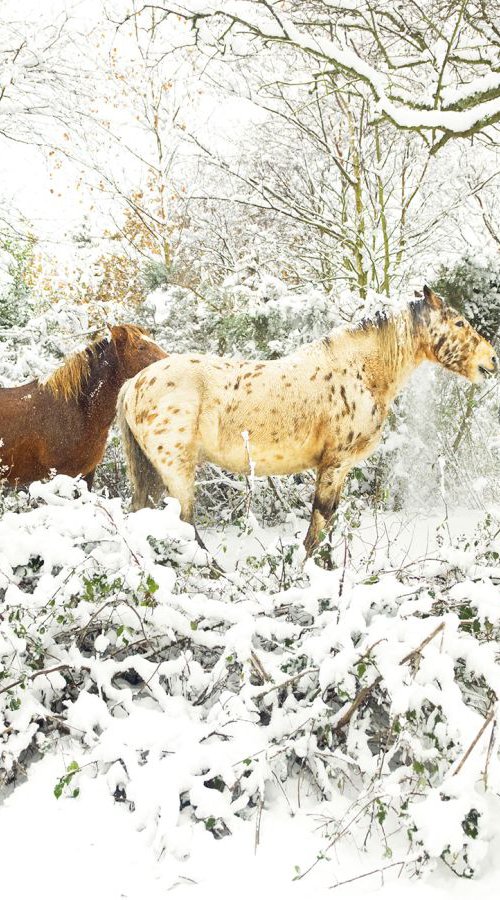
[153,455,201,538]
[304,463,351,557]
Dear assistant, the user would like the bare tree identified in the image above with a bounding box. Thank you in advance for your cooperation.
[128,1,500,153]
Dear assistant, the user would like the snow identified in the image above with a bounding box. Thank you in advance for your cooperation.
[2,1,500,895]
[2,480,500,896]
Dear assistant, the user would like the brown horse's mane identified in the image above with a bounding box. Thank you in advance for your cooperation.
[43,325,148,401]
[43,338,108,401]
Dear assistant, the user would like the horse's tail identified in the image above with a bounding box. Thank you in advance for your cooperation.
[117,382,164,510]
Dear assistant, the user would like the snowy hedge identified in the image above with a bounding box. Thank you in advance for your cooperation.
[1,477,500,879]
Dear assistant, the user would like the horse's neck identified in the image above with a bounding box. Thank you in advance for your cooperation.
[83,345,122,426]
[334,315,422,406]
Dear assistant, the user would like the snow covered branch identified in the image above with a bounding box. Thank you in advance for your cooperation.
[144,1,500,151]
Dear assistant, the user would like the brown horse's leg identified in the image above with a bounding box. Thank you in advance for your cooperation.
[83,469,96,491]
[304,464,350,557]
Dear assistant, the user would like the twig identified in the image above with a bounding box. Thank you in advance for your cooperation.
[254,796,264,854]
[250,651,273,684]
[0,662,77,695]
[333,622,445,732]
[255,667,319,701]
[330,857,419,889]
[453,708,495,777]
[483,718,497,789]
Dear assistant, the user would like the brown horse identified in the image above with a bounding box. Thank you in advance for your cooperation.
[0,324,166,488]
[117,287,497,553]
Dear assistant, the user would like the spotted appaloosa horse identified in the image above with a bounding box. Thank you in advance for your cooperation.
[0,324,166,488]
[117,287,497,554]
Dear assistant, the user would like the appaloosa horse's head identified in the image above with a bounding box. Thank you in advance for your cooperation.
[417,285,497,384]
[108,324,167,380]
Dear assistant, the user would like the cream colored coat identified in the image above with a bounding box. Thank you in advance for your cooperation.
[118,287,497,553]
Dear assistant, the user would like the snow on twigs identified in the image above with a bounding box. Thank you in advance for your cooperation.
[1,477,500,878]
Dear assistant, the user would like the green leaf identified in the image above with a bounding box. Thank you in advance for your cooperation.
[146,575,159,594]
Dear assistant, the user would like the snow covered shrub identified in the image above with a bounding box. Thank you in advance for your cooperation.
[383,363,500,512]
[2,476,500,879]
[0,236,36,330]
[433,255,500,345]
[142,275,338,359]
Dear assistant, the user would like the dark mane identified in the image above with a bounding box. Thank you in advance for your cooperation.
[355,297,429,336]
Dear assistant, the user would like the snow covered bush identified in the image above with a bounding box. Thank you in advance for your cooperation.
[434,255,500,345]
[2,476,500,879]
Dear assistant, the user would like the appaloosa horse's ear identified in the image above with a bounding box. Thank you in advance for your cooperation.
[423,285,442,309]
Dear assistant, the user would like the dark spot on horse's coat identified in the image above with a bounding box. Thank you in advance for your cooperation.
[190,359,200,363]
[310,372,317,381]
[371,404,377,416]
[158,444,163,451]
[276,454,284,460]
[149,376,156,385]
[324,372,333,381]
[435,335,446,353]
[343,368,347,375]
[340,385,350,414]
[172,408,180,414]
[167,381,175,387]
[234,378,241,390]
[175,441,182,448]
[348,430,354,443]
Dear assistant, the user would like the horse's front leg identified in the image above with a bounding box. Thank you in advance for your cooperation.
[304,463,350,557]
[83,469,96,491]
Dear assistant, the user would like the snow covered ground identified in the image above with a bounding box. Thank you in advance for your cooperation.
[1,482,500,899]
[4,750,500,900]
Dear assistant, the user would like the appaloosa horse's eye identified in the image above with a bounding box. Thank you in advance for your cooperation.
[455,320,465,327]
